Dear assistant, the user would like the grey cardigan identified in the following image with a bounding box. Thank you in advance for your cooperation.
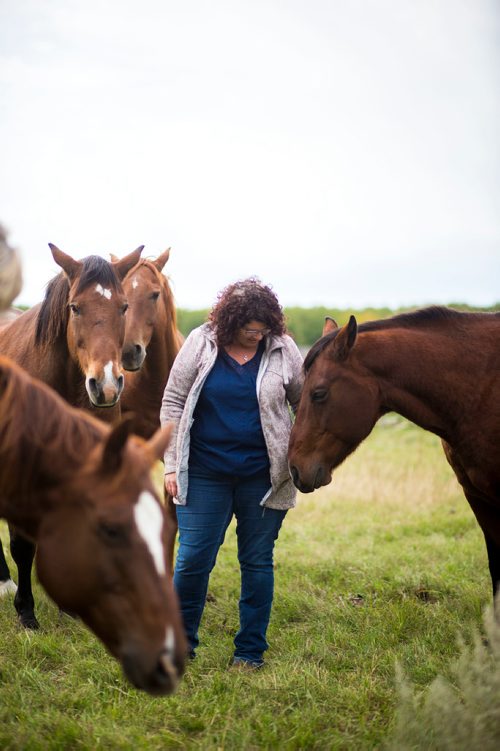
[160,323,304,509]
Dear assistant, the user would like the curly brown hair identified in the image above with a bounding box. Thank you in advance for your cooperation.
[208,277,286,346]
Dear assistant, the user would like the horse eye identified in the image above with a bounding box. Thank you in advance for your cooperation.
[311,388,328,403]
[150,291,160,301]
[98,522,128,545]
[121,303,129,314]
[69,303,80,315]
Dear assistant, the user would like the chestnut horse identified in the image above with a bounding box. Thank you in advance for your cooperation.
[0,356,186,694]
[119,250,182,439]
[0,243,143,410]
[288,307,500,599]
[0,243,142,624]
[116,251,183,569]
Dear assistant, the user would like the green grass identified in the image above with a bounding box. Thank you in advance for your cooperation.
[0,419,490,749]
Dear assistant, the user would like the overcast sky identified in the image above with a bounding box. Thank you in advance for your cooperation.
[1,0,499,310]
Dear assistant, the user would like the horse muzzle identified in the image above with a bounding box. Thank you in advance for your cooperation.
[121,647,185,696]
[289,462,331,493]
[122,343,147,372]
[86,372,125,407]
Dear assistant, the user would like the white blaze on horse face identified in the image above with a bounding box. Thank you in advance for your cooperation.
[132,277,139,289]
[103,360,115,386]
[134,491,166,576]
[95,283,112,299]
[165,626,175,656]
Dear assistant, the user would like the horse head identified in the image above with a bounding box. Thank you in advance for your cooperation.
[48,244,143,407]
[35,419,187,696]
[288,316,381,493]
[117,250,175,372]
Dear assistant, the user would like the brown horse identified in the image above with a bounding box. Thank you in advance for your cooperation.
[117,250,183,569]
[119,250,182,438]
[0,355,186,694]
[288,307,500,598]
[0,243,143,411]
[0,243,143,623]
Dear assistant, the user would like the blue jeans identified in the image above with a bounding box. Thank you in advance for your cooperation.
[174,468,286,664]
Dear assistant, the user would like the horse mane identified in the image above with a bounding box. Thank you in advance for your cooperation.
[304,306,494,372]
[35,256,124,346]
[0,356,104,498]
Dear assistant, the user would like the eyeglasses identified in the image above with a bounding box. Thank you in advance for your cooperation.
[243,328,270,336]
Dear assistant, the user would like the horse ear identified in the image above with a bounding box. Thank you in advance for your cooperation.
[153,248,171,273]
[101,417,134,473]
[49,244,82,281]
[112,246,144,280]
[109,253,119,262]
[332,315,357,361]
[146,423,174,463]
[322,316,338,336]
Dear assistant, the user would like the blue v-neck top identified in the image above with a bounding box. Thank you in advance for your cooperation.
[189,341,269,476]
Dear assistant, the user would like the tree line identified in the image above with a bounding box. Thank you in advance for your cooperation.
[177,302,500,347]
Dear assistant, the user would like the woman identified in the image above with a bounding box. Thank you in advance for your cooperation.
[160,278,303,669]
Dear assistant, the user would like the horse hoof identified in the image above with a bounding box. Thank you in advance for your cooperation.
[0,579,17,597]
[18,614,40,630]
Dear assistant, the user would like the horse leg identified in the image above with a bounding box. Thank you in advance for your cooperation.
[460,488,500,609]
[442,451,500,607]
[0,540,17,596]
[483,532,500,603]
[9,528,39,629]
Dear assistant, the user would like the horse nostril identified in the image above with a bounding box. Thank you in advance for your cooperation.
[314,466,325,489]
[88,377,98,394]
[117,374,124,393]
[290,465,299,485]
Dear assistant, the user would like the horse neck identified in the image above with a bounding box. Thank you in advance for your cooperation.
[141,286,179,382]
[0,364,102,535]
[358,327,479,441]
[0,305,89,403]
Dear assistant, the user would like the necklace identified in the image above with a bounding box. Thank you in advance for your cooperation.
[227,346,255,363]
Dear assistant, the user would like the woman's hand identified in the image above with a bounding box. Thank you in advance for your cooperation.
[164,472,178,498]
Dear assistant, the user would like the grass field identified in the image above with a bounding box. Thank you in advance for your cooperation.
[0,419,491,749]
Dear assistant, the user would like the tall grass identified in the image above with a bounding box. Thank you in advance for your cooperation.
[389,602,500,750]
[0,419,490,749]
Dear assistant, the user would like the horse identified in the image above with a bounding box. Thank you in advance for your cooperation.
[0,227,23,598]
[114,250,183,569]
[0,243,143,411]
[0,243,143,625]
[288,307,500,599]
[118,249,182,439]
[0,355,186,694]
